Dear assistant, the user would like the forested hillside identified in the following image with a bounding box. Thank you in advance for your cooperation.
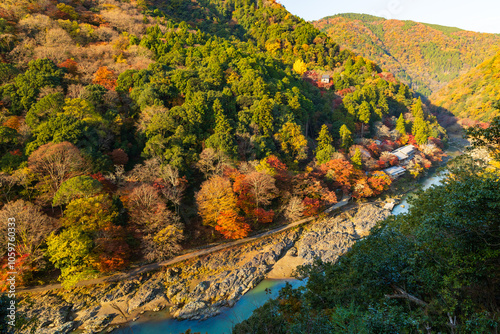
[234,119,500,333]
[0,0,445,288]
[313,13,500,96]
[430,50,500,122]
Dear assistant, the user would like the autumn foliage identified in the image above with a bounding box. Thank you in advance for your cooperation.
[92,66,117,90]
[0,0,450,291]
[58,59,79,76]
[95,224,130,272]
[215,210,250,239]
[302,197,321,217]
[196,176,238,227]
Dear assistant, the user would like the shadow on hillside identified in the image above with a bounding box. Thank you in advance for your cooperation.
[420,96,465,135]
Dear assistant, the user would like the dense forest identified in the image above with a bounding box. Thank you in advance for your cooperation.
[0,0,446,288]
[233,118,500,333]
[431,50,500,122]
[313,14,500,97]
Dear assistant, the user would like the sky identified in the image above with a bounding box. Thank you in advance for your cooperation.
[278,0,500,34]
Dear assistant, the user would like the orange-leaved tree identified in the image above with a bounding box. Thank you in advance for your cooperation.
[58,59,79,76]
[215,210,250,239]
[321,158,357,193]
[367,171,392,195]
[93,66,117,90]
[196,175,238,227]
[352,178,374,199]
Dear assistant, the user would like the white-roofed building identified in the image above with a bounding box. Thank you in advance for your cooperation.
[390,145,416,164]
[383,166,406,179]
[321,74,330,83]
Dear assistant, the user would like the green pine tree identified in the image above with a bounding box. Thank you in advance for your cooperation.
[411,97,425,119]
[351,148,362,169]
[315,124,335,164]
[206,99,236,156]
[339,124,353,150]
[396,113,407,136]
[358,101,371,138]
[412,117,430,145]
[316,124,333,151]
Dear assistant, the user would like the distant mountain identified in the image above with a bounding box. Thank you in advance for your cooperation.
[430,50,500,122]
[313,13,500,96]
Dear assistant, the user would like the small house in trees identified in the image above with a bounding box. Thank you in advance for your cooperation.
[383,166,406,179]
[391,145,416,164]
[321,75,330,83]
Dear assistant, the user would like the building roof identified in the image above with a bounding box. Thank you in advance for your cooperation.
[383,166,406,176]
[392,151,408,161]
[391,145,416,160]
[397,145,415,155]
[321,74,330,79]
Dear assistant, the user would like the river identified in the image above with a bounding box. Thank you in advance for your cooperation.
[391,170,447,215]
[111,279,306,334]
[112,154,455,334]
[391,138,462,215]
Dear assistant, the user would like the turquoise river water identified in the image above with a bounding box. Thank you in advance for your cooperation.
[112,279,305,334]
[112,170,447,334]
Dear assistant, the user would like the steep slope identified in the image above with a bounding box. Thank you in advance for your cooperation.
[0,0,446,299]
[430,50,500,122]
[313,13,500,96]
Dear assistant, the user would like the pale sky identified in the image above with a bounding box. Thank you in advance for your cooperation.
[278,0,500,34]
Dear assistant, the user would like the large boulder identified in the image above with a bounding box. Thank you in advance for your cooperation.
[81,314,117,334]
[127,278,165,312]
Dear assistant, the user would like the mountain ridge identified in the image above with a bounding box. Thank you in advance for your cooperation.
[313,13,500,96]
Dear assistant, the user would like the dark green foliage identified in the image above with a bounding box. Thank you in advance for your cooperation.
[205,99,237,157]
[315,124,335,164]
[12,59,65,113]
[0,126,18,154]
[80,84,108,109]
[235,160,500,333]
[25,114,85,154]
[0,151,25,173]
[25,93,65,129]
[0,63,17,85]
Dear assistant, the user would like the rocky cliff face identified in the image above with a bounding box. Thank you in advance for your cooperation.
[17,203,391,334]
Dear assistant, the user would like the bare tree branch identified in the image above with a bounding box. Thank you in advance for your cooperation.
[385,284,428,307]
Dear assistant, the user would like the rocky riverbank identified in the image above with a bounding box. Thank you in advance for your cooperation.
[16,202,392,334]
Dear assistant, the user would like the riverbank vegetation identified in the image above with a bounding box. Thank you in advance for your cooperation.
[233,118,500,333]
[0,0,445,288]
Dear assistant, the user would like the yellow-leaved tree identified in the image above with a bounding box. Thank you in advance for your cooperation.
[293,59,307,75]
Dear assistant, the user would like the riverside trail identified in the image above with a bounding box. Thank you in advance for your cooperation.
[18,195,352,294]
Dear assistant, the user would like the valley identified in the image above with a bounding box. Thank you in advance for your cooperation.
[0,0,498,333]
